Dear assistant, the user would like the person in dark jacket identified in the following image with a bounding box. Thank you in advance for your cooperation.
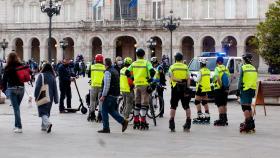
[97,58,128,133]
[2,52,25,133]
[58,59,75,113]
[34,63,59,133]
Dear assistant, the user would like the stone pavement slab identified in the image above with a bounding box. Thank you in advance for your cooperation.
[0,77,279,158]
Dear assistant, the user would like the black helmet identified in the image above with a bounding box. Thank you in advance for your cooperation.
[136,48,145,57]
[242,53,253,63]
[174,52,183,61]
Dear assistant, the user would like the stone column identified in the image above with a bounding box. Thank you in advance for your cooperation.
[57,46,63,62]
[23,46,31,62]
[237,45,245,57]
[40,45,47,62]
[194,44,201,57]
[216,45,223,53]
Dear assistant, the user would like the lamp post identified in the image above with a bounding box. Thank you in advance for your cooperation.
[146,37,157,60]
[0,39,8,60]
[162,10,180,64]
[59,39,68,60]
[40,0,62,62]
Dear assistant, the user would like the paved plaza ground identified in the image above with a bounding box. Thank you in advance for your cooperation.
[0,77,280,158]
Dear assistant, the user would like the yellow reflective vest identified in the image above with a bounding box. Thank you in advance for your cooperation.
[90,63,105,87]
[196,67,211,92]
[120,67,130,92]
[169,62,189,88]
[128,59,153,86]
[242,64,258,91]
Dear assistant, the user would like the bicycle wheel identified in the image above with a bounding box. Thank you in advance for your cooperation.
[147,95,164,118]
[149,103,157,126]
[118,98,134,122]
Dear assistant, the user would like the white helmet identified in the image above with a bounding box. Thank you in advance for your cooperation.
[198,58,207,64]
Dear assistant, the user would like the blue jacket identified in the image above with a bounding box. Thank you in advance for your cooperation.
[34,72,59,117]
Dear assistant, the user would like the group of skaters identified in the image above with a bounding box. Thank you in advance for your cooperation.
[0,48,258,134]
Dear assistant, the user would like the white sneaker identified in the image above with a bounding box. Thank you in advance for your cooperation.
[14,128,23,133]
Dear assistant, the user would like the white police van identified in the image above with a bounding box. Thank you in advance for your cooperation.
[188,52,242,98]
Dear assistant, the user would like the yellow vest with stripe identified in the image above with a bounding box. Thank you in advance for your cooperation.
[196,67,211,92]
[120,67,130,92]
[131,59,149,86]
[169,62,189,88]
[214,65,229,90]
[242,64,258,91]
[90,63,105,87]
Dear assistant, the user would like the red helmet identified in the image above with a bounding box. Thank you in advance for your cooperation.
[95,54,104,63]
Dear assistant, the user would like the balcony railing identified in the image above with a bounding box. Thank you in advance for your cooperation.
[0,18,264,31]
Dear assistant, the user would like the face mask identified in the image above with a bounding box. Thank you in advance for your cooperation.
[117,61,123,66]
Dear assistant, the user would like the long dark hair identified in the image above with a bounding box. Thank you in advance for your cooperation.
[5,52,21,70]
[41,63,55,76]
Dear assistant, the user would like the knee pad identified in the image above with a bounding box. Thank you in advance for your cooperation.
[241,105,252,112]
[194,100,201,105]
[202,100,208,106]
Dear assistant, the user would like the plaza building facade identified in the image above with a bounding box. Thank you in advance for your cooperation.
[0,0,276,72]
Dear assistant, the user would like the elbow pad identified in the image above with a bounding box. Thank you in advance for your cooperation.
[149,69,156,78]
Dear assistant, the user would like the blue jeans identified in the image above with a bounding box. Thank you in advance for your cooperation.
[101,95,124,129]
[6,87,25,128]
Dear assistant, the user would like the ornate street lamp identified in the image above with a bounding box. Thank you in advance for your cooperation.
[0,39,8,60]
[162,10,180,64]
[40,0,62,62]
[147,37,157,59]
[59,38,68,59]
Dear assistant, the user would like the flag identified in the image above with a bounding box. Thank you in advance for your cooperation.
[93,0,103,8]
[128,0,137,8]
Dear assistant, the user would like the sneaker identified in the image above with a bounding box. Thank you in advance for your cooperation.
[122,119,129,132]
[97,128,110,133]
[47,124,53,133]
[14,128,23,133]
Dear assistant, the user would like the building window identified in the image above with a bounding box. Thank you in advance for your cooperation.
[31,5,38,23]
[203,0,214,19]
[64,4,71,22]
[114,0,137,20]
[225,0,236,19]
[93,6,102,21]
[153,0,162,20]
[181,0,192,19]
[15,5,23,23]
[247,0,258,18]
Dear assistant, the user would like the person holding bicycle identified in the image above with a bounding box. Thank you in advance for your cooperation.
[120,57,134,119]
[151,57,166,118]
[87,54,105,122]
[169,52,192,132]
[125,49,155,130]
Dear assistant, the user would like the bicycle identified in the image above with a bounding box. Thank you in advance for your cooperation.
[147,86,164,126]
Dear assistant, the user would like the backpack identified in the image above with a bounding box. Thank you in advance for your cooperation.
[221,72,230,90]
[16,65,31,83]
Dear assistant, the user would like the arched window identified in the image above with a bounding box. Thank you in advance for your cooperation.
[225,0,236,19]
